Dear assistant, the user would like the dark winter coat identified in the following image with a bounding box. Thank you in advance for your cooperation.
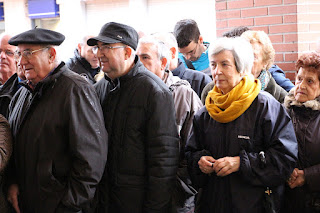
[94,56,179,213]
[66,49,100,84]
[0,73,20,119]
[172,59,212,98]
[283,90,320,213]
[186,91,298,213]
[8,62,108,213]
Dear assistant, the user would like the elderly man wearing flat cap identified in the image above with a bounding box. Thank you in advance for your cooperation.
[91,22,179,213]
[6,28,108,213]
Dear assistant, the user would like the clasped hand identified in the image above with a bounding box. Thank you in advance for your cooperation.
[198,156,240,177]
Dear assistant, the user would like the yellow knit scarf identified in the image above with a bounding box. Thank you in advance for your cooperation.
[205,75,261,123]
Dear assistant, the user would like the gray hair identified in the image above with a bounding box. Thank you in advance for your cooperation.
[138,36,171,69]
[209,37,253,75]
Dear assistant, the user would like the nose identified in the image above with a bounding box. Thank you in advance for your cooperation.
[184,54,191,60]
[0,51,6,59]
[97,49,104,59]
[18,55,27,66]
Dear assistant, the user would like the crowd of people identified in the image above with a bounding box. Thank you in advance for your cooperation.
[0,18,318,213]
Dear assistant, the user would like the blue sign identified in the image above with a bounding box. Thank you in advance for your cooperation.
[28,0,60,19]
[0,3,4,21]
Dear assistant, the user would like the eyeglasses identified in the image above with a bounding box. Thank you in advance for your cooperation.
[92,45,126,54]
[181,42,198,57]
[0,49,14,57]
[14,47,49,61]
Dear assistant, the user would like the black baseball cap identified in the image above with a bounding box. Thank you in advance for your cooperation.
[8,28,65,46]
[87,22,139,50]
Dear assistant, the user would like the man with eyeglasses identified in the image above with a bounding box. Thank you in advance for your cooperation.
[89,22,179,213]
[0,33,26,119]
[174,19,211,77]
[6,28,108,213]
[66,35,101,84]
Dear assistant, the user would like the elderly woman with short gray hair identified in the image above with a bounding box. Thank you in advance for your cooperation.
[185,37,297,213]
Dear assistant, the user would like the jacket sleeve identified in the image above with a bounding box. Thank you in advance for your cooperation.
[304,164,320,191]
[0,114,12,172]
[238,100,298,187]
[143,89,179,213]
[268,64,294,92]
[185,113,211,189]
[57,84,108,211]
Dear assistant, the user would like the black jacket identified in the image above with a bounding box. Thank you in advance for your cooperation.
[94,56,179,213]
[172,59,212,98]
[66,49,100,84]
[283,91,320,212]
[0,73,20,119]
[8,62,108,213]
[186,91,297,213]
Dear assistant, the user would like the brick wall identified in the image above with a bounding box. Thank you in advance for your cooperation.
[216,0,320,82]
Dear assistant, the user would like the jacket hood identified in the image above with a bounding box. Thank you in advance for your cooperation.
[164,69,190,89]
[284,87,320,111]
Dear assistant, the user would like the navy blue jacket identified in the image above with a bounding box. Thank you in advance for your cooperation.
[268,64,294,92]
[186,91,297,213]
[172,59,212,97]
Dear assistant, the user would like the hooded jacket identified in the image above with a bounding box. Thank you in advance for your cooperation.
[283,89,320,212]
[94,56,179,213]
[8,62,108,213]
[186,91,297,213]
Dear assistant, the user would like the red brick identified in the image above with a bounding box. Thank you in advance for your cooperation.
[269,24,297,34]
[276,62,296,71]
[268,5,297,15]
[284,33,298,42]
[216,0,226,2]
[285,53,298,62]
[275,53,284,61]
[269,34,283,43]
[297,5,308,13]
[217,29,227,37]
[255,16,283,25]
[284,15,297,23]
[251,26,269,34]
[298,14,320,23]
[298,43,310,52]
[228,18,254,27]
[273,43,298,52]
[310,23,320,31]
[241,8,268,18]
[216,1,227,10]
[285,72,296,82]
[217,20,228,29]
[298,23,309,32]
[284,0,297,4]
[298,33,320,42]
[227,0,253,9]
[216,10,241,20]
[309,4,320,13]
[254,0,282,7]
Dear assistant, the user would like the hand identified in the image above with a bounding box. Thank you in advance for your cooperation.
[198,156,215,174]
[213,156,240,177]
[288,168,305,189]
[7,184,20,213]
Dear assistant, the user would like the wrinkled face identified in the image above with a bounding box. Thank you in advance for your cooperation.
[251,42,267,78]
[79,43,99,69]
[136,42,164,79]
[96,41,127,80]
[0,35,17,82]
[16,44,52,85]
[211,50,242,94]
[294,67,320,103]
[179,40,201,61]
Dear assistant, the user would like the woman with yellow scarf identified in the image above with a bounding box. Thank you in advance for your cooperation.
[185,37,298,213]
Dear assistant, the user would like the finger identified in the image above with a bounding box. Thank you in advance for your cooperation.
[12,197,20,213]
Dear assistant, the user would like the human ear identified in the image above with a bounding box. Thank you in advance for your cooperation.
[161,57,167,71]
[124,46,132,60]
[48,47,56,63]
[170,47,177,59]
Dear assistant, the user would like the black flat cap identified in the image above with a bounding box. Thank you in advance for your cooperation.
[87,22,138,50]
[8,28,65,46]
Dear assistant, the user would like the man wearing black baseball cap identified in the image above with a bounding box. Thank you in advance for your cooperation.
[91,22,179,212]
[6,28,108,213]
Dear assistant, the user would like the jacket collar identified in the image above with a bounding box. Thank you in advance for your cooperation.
[284,87,320,111]
[0,73,19,98]
[171,58,187,78]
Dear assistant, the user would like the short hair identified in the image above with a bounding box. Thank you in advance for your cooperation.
[223,26,250,38]
[296,51,320,80]
[173,19,200,48]
[138,36,171,69]
[209,37,254,75]
[241,30,275,71]
[152,32,178,50]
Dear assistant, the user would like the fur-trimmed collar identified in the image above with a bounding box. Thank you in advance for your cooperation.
[284,87,320,111]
